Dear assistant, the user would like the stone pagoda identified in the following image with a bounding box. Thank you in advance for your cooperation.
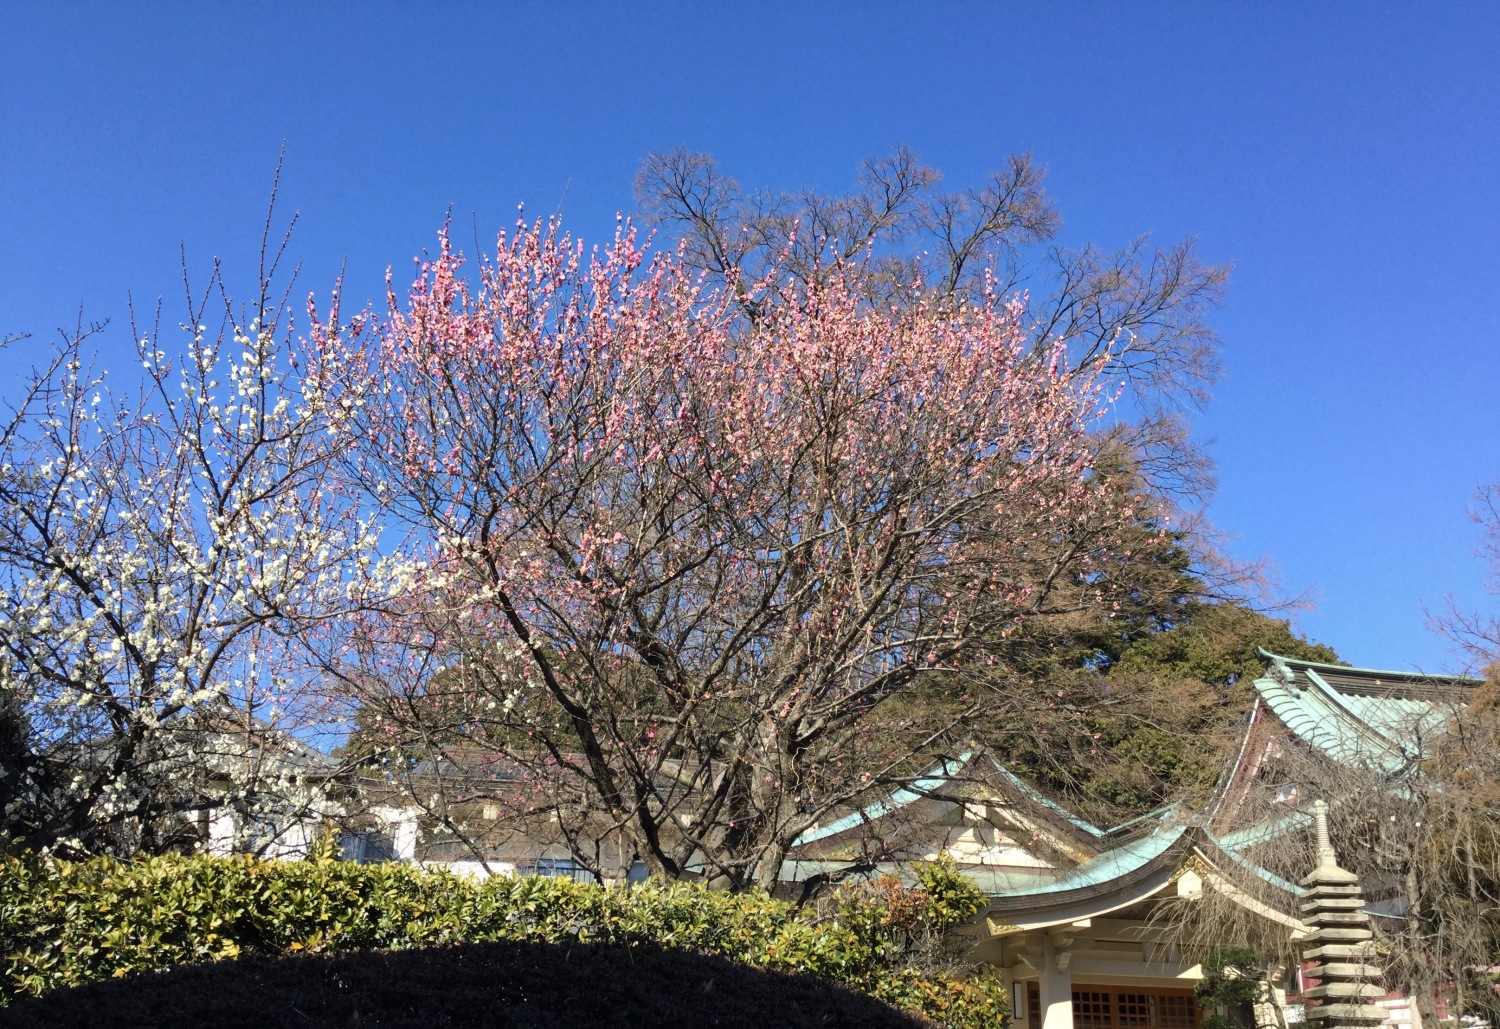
[1300,800,1388,1028]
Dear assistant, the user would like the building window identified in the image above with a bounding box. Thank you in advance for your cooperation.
[518,858,592,882]
[1073,990,1114,1029]
[1117,993,1154,1029]
[1027,983,1201,1029]
[341,830,397,863]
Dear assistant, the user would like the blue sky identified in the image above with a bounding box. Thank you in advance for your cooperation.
[4,3,1497,673]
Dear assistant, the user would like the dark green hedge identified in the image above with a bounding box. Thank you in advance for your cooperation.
[0,939,932,1029]
[0,851,1007,1029]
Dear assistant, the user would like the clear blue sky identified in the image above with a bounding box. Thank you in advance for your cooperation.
[4,3,1497,673]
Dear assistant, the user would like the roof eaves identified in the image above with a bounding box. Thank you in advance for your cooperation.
[981,823,1189,904]
[1215,808,1313,855]
[792,753,971,846]
[984,757,1106,840]
[1255,647,1478,687]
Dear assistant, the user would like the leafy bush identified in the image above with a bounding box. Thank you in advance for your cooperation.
[0,850,1006,1029]
[1194,946,1272,1029]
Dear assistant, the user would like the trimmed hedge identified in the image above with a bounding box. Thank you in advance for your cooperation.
[0,939,931,1029]
[0,851,1007,1029]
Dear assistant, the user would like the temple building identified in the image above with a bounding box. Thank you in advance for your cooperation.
[786,651,1479,1029]
[327,649,1478,1029]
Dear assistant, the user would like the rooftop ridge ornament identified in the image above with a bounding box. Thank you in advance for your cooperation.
[1268,657,1299,691]
[1299,799,1387,1027]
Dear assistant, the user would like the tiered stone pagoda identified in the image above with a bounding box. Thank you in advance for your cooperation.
[1300,800,1387,1028]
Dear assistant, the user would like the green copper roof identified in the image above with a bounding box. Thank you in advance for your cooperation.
[1252,649,1476,773]
[989,762,1106,839]
[965,823,1189,897]
[792,753,970,846]
[1216,807,1313,854]
[788,650,1478,912]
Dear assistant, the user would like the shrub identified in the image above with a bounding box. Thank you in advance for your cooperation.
[0,851,1006,1029]
[0,940,930,1029]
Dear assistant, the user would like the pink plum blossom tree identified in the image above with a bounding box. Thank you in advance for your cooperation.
[318,220,1137,889]
[636,147,1231,501]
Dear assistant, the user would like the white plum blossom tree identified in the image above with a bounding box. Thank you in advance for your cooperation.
[0,221,389,857]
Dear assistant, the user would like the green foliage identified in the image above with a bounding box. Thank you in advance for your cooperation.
[813,856,1006,1027]
[0,851,1006,1029]
[828,855,989,973]
[996,600,1340,824]
[1194,946,1270,1029]
[911,855,990,931]
[1113,603,1340,690]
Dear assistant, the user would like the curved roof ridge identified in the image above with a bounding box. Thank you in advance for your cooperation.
[792,752,971,846]
[1255,647,1479,685]
[981,822,1190,901]
[985,757,1107,839]
[980,824,1303,930]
